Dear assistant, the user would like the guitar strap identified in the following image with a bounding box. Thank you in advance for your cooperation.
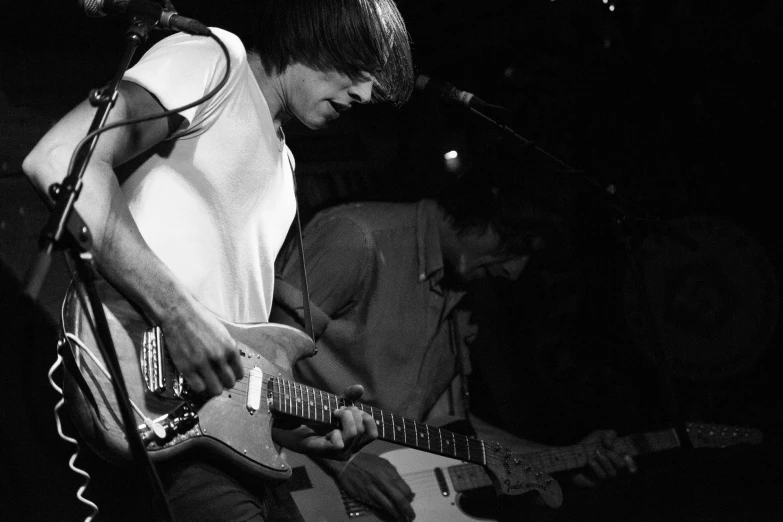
[287,152,317,355]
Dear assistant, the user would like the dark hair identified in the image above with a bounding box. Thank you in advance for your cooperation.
[252,0,414,106]
[436,170,572,260]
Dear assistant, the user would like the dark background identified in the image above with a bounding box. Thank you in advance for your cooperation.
[1,0,782,520]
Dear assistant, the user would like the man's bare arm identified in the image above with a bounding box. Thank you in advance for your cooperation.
[23,81,243,396]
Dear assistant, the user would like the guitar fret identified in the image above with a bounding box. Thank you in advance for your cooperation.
[290,380,296,417]
[329,393,337,425]
[300,383,307,419]
[317,389,323,422]
[309,386,316,422]
[290,381,296,417]
[284,379,289,415]
[294,381,299,417]
[301,383,306,418]
[442,430,454,457]
[326,390,333,425]
[304,384,311,421]
[364,405,375,438]
[317,389,324,424]
[306,385,313,421]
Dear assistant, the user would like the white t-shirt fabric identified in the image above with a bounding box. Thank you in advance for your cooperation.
[121,28,296,324]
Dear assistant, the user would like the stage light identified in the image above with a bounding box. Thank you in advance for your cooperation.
[443,150,461,173]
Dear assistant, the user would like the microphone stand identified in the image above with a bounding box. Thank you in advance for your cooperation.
[467,105,692,421]
[23,15,175,522]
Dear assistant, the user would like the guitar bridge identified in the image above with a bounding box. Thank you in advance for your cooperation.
[141,326,186,398]
[138,402,198,445]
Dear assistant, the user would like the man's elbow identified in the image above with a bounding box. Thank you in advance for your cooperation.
[22,143,69,201]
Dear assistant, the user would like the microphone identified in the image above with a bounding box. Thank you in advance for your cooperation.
[415,74,489,111]
[79,0,211,36]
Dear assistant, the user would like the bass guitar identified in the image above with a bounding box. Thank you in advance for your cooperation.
[59,281,562,507]
[284,422,762,521]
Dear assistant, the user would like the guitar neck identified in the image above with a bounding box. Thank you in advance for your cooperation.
[446,428,682,492]
[268,377,488,465]
[527,429,682,474]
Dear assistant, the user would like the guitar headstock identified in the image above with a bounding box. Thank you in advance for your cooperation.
[484,442,563,508]
[685,422,763,449]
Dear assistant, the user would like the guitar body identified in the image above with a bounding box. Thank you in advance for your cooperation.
[61,280,315,481]
[284,423,764,521]
[59,281,562,505]
[285,441,496,522]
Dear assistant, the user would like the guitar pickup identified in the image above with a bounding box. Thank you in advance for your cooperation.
[141,326,185,398]
[141,326,166,394]
[433,467,450,497]
[246,366,265,414]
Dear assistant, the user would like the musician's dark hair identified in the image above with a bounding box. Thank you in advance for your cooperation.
[252,0,414,106]
[435,163,571,260]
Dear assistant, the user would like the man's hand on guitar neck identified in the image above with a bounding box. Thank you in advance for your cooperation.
[470,417,637,489]
[273,385,379,461]
[570,429,638,488]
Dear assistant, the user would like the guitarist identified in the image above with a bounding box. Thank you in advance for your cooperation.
[271,170,637,521]
[22,1,413,520]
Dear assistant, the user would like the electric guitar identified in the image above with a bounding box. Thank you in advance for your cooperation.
[59,281,562,507]
[284,422,762,521]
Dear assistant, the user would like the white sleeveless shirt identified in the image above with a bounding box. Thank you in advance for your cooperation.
[122,28,295,323]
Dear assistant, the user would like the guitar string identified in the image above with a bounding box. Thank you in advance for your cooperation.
[262,378,550,474]
[209,374,531,469]
[190,370,688,469]
[68,323,751,487]
[65,333,492,464]
[184,368,540,467]
[70,344,589,477]
[167,366,744,467]
[223,374,697,471]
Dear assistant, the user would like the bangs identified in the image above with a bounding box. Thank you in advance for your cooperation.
[254,0,413,106]
[356,0,414,106]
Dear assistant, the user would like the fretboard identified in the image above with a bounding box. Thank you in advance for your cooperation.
[526,429,682,474]
[448,428,683,491]
[268,376,488,465]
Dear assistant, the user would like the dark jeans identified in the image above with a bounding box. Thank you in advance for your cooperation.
[154,458,304,522]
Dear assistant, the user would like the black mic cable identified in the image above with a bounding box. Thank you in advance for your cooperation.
[79,0,211,36]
